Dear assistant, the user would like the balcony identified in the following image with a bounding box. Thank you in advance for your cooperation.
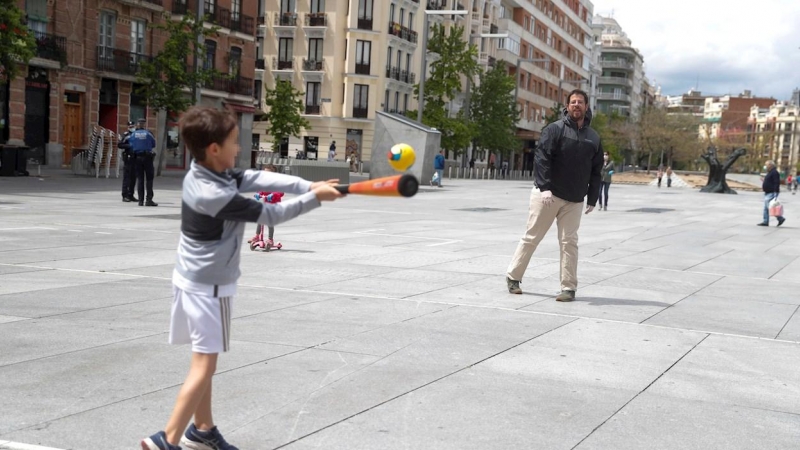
[118,0,163,11]
[386,65,399,80]
[305,12,327,27]
[32,31,67,64]
[255,58,266,74]
[597,76,633,87]
[352,106,369,118]
[205,74,254,96]
[303,13,327,38]
[355,63,371,75]
[305,104,321,114]
[302,59,324,71]
[597,92,631,102]
[388,22,418,45]
[275,12,298,26]
[400,70,415,84]
[601,59,634,70]
[357,17,373,30]
[229,12,255,35]
[427,0,446,10]
[273,57,294,71]
[96,47,151,76]
[170,3,254,35]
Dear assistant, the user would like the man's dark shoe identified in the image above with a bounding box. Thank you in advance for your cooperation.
[506,277,522,294]
[139,201,144,206]
[145,200,158,207]
[556,290,576,302]
[757,223,768,227]
[777,217,785,227]
[122,197,132,202]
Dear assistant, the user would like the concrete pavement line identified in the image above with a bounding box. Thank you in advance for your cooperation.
[570,334,711,450]
[273,318,581,449]
[326,207,414,215]
[0,227,58,231]
[0,440,65,450]
[776,304,800,339]
[354,229,464,244]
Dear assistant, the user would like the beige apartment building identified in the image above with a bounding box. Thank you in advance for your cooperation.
[748,102,800,173]
[255,0,593,167]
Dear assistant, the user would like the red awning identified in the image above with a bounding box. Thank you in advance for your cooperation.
[224,103,257,114]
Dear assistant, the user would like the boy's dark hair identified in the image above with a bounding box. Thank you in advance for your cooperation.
[567,89,589,105]
[179,106,238,162]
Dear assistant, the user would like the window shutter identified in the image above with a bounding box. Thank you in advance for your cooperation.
[27,0,49,22]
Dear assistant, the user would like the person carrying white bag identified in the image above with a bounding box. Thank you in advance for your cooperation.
[758,160,785,227]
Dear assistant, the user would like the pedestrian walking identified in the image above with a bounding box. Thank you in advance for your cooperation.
[118,120,137,203]
[666,166,673,188]
[432,150,444,187]
[328,141,336,162]
[130,118,158,206]
[793,171,798,194]
[140,106,342,450]
[502,160,509,179]
[757,160,785,227]
[656,166,664,188]
[506,89,603,301]
[599,151,614,211]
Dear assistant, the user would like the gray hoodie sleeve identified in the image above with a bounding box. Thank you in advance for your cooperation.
[233,169,314,194]
[212,192,321,225]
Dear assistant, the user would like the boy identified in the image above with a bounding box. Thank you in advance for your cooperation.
[141,106,342,450]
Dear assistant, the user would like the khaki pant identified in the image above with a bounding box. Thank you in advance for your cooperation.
[507,188,583,291]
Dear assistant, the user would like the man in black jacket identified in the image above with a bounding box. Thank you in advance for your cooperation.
[118,121,137,202]
[506,89,603,301]
[758,160,785,227]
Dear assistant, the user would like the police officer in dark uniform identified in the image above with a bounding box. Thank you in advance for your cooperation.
[119,121,137,202]
[130,118,158,206]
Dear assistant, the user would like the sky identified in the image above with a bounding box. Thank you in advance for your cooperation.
[590,0,800,99]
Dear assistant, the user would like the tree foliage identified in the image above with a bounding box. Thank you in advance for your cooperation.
[136,13,220,115]
[0,1,37,80]
[409,24,479,155]
[637,107,702,170]
[543,103,563,125]
[590,112,629,162]
[470,61,520,158]
[263,80,309,150]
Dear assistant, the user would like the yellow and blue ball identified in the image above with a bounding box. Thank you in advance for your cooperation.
[387,143,416,172]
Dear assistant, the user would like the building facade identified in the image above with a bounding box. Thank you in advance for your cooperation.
[591,14,644,119]
[699,91,774,141]
[748,102,800,173]
[666,89,706,117]
[0,0,258,170]
[256,0,594,168]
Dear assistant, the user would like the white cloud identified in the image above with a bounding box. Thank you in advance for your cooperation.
[590,0,800,99]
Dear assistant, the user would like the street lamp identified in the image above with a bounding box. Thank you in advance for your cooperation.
[417,9,469,123]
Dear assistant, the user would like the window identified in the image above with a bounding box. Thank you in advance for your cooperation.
[384,89,390,112]
[400,7,404,27]
[204,0,215,14]
[353,84,369,117]
[231,0,241,21]
[310,0,324,13]
[394,91,400,112]
[358,0,373,29]
[131,19,146,56]
[99,11,116,57]
[204,40,216,69]
[389,3,395,22]
[355,40,371,74]
[229,47,242,77]
[308,38,323,61]
[403,93,409,112]
[305,82,321,113]
[278,38,294,69]
[281,0,295,13]
[27,0,47,33]
[387,47,393,72]
[408,12,413,30]
[405,53,411,73]
[786,123,793,132]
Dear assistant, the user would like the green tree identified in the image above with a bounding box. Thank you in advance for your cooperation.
[638,107,701,172]
[0,1,37,80]
[262,80,309,151]
[408,24,479,155]
[543,103,563,125]
[136,12,221,174]
[470,61,520,159]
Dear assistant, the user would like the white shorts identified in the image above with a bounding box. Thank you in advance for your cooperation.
[169,271,236,354]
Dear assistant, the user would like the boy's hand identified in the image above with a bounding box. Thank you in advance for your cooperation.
[310,179,339,190]
[313,184,344,202]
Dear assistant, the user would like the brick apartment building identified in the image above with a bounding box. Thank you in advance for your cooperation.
[1,0,258,171]
[699,90,775,140]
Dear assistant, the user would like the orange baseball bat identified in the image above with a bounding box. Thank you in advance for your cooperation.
[334,174,419,197]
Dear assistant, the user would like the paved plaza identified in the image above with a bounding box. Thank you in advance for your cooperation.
[0,172,799,450]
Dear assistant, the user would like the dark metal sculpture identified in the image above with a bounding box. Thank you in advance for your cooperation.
[699,146,747,194]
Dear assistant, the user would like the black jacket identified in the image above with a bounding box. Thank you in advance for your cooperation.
[118,131,133,151]
[763,168,780,194]
[534,108,604,205]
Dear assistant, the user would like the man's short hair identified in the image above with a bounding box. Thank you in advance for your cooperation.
[179,106,238,162]
[568,89,589,105]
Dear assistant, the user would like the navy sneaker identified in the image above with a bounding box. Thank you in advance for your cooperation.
[181,424,239,450]
[141,431,182,450]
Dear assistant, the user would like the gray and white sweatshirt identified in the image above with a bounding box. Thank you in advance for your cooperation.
[175,161,319,286]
